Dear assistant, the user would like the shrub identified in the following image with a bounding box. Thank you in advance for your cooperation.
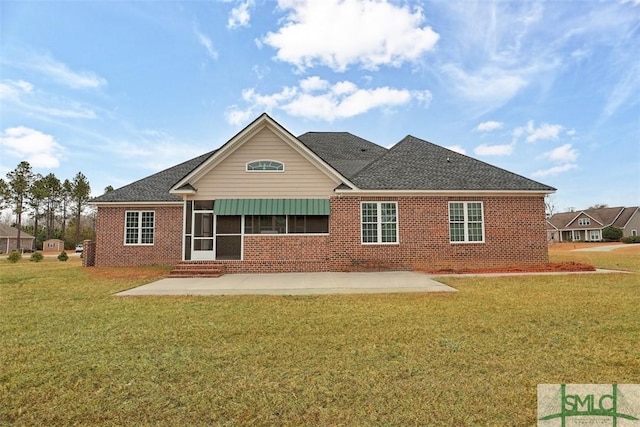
[30,252,44,262]
[602,226,623,241]
[621,236,640,244]
[7,250,22,263]
[58,251,69,262]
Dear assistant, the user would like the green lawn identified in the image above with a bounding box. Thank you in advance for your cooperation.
[1,249,639,425]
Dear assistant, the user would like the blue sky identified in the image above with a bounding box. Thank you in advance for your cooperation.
[1,0,638,212]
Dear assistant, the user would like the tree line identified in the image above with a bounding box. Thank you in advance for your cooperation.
[0,161,93,251]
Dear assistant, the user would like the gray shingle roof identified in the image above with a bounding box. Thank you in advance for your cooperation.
[297,132,387,179]
[0,223,35,239]
[92,129,554,204]
[350,135,556,191]
[91,151,214,203]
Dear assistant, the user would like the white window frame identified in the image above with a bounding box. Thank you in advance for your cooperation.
[589,230,600,241]
[360,202,399,245]
[245,160,285,172]
[632,230,638,237]
[449,201,485,243]
[124,211,155,245]
[578,218,590,226]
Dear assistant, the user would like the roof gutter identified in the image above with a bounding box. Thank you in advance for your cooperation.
[334,189,555,196]
[90,201,183,207]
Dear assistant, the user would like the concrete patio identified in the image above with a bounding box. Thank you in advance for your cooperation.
[116,271,458,296]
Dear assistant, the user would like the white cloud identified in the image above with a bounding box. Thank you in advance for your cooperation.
[441,64,528,108]
[541,144,579,163]
[262,0,439,71]
[531,163,577,178]
[251,65,270,80]
[445,145,466,155]
[527,123,563,143]
[227,77,431,123]
[195,28,218,60]
[601,60,640,120]
[0,126,64,168]
[0,80,33,100]
[513,120,563,143]
[27,54,106,89]
[473,143,514,156]
[228,0,253,29]
[475,120,503,132]
[0,80,34,99]
[0,79,97,119]
[110,130,204,171]
[242,86,298,109]
[300,76,329,92]
[225,106,254,126]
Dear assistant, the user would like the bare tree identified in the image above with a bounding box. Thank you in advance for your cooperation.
[545,195,558,218]
[588,203,608,210]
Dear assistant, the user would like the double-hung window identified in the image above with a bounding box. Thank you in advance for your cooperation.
[361,202,398,244]
[125,211,155,245]
[449,202,484,243]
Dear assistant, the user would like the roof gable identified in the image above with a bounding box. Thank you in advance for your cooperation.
[613,207,640,227]
[350,135,556,192]
[565,212,602,227]
[171,113,354,193]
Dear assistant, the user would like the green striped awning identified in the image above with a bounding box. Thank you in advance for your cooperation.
[214,199,329,215]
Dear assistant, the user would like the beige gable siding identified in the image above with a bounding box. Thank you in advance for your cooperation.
[192,127,339,199]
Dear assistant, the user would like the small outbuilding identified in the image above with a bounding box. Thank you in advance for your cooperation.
[43,239,65,252]
[0,224,35,253]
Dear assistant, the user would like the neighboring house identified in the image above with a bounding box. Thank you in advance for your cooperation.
[90,113,555,273]
[0,224,35,254]
[43,239,65,252]
[546,206,640,242]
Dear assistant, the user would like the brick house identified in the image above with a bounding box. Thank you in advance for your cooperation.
[90,113,555,273]
[547,206,640,242]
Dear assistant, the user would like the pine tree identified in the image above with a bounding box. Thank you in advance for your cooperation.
[28,174,47,249]
[70,172,91,246]
[4,162,35,250]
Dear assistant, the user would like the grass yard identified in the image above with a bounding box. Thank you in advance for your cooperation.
[1,246,639,425]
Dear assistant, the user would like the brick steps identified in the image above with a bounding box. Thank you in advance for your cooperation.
[169,261,225,278]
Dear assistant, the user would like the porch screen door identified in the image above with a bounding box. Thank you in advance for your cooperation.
[192,201,215,260]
